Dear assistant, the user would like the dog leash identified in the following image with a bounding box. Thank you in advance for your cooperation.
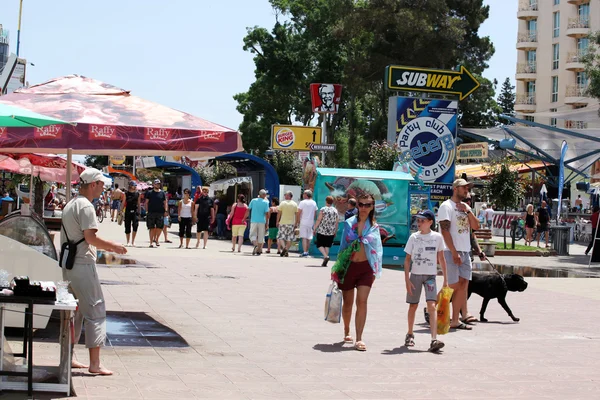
[485,258,507,290]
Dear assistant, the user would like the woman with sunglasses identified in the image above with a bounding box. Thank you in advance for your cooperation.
[336,193,383,351]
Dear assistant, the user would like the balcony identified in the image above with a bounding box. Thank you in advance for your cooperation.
[515,93,536,112]
[565,120,588,129]
[565,85,590,105]
[566,17,590,37]
[566,51,587,71]
[567,0,590,5]
[515,63,537,81]
[517,1,538,20]
[516,31,538,50]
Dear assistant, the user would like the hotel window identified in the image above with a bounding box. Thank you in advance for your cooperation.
[576,72,588,87]
[527,20,537,40]
[553,12,560,38]
[577,37,589,56]
[524,116,535,123]
[552,44,559,70]
[553,0,559,5]
[578,3,590,25]
[527,81,536,96]
[551,77,558,103]
[550,108,557,128]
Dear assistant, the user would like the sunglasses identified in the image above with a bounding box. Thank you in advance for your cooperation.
[358,202,374,208]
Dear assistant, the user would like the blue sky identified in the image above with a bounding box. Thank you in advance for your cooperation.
[1,0,516,131]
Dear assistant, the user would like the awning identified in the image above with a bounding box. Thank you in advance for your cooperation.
[210,176,252,192]
[456,161,548,179]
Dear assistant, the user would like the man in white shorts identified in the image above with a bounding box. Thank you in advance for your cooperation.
[438,179,480,330]
[297,190,318,257]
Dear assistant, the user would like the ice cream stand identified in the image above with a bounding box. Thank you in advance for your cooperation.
[312,168,414,265]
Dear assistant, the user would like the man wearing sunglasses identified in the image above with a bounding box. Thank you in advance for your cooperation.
[61,168,127,376]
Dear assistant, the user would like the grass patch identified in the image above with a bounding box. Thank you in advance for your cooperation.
[479,241,549,252]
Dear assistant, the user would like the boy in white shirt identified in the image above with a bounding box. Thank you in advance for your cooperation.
[404,210,448,352]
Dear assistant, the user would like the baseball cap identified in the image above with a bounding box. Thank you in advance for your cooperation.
[80,168,111,186]
[453,178,474,188]
[129,181,137,187]
[415,209,436,223]
[153,179,161,184]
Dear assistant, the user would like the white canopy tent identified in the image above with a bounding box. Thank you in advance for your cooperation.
[209,176,253,197]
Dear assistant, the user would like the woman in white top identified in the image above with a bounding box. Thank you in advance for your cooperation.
[178,188,193,249]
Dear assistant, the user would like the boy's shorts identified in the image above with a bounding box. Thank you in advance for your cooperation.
[406,274,437,304]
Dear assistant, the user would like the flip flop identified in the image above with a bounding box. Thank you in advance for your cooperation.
[451,322,473,330]
[461,316,478,324]
[165,240,173,243]
[354,341,367,351]
[344,335,353,343]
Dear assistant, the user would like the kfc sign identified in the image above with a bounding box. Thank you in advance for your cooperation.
[34,125,63,139]
[310,83,342,114]
[145,127,172,141]
[89,125,118,140]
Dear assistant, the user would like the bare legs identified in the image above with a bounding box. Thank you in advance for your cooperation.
[88,347,112,375]
[450,277,470,328]
[318,246,330,258]
[342,285,372,347]
[196,231,208,249]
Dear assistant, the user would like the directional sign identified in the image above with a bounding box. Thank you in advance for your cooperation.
[385,65,480,100]
[271,125,322,151]
[310,143,336,152]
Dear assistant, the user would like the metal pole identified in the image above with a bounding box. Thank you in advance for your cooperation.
[66,149,72,203]
[132,156,137,179]
[16,0,23,56]
[321,118,327,166]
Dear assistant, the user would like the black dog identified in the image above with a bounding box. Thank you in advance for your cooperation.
[468,273,528,322]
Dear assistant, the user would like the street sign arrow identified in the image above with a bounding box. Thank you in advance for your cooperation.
[309,143,336,152]
[384,65,480,100]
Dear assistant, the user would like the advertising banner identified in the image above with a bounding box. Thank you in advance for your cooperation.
[558,140,568,220]
[271,125,322,151]
[457,142,489,160]
[388,96,457,184]
[315,176,409,246]
[310,83,342,114]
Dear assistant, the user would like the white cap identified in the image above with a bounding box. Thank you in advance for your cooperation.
[79,168,112,186]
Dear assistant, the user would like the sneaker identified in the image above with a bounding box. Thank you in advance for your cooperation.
[428,339,445,353]
[300,252,309,258]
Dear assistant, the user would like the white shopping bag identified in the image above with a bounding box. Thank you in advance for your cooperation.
[324,281,342,323]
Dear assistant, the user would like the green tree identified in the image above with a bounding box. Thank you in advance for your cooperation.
[497,77,515,124]
[484,159,525,249]
[458,76,500,128]
[269,151,303,186]
[583,31,600,103]
[84,155,108,169]
[235,0,495,163]
[358,141,398,171]
[196,162,237,186]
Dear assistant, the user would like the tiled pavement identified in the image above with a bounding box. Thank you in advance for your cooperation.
[4,222,599,399]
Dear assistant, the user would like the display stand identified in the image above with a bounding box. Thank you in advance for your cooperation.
[0,296,77,396]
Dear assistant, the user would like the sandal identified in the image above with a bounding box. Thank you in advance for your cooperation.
[344,335,353,343]
[428,340,445,353]
[451,322,473,330]
[165,240,173,243]
[404,333,415,347]
[461,315,478,324]
[354,341,367,351]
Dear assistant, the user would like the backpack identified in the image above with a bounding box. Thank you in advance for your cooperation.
[59,224,86,270]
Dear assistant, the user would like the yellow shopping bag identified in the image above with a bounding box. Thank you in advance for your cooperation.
[436,286,454,335]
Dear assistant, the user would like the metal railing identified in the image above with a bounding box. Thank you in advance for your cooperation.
[567,51,587,63]
[568,16,590,29]
[566,84,588,97]
[516,93,536,105]
[518,1,538,11]
[517,31,538,43]
[516,62,537,74]
[565,120,588,129]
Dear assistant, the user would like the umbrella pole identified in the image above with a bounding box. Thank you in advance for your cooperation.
[66,149,73,203]
[29,172,33,204]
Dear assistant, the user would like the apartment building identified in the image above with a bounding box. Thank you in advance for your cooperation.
[515,0,599,129]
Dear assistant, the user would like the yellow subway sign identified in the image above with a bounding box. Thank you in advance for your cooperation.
[271,125,322,151]
[385,65,480,100]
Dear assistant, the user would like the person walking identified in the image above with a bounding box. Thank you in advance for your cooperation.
[145,179,168,248]
[193,187,214,249]
[122,181,141,247]
[245,190,270,255]
[404,210,447,352]
[298,190,318,257]
[61,168,126,375]
[313,195,339,267]
[345,198,358,220]
[110,184,124,222]
[535,200,551,248]
[337,193,383,351]
[484,203,494,229]
[178,188,194,249]
[524,204,535,246]
[229,194,248,253]
[277,191,298,257]
[585,206,600,255]
[438,179,480,331]
[265,197,280,254]
[215,195,229,240]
